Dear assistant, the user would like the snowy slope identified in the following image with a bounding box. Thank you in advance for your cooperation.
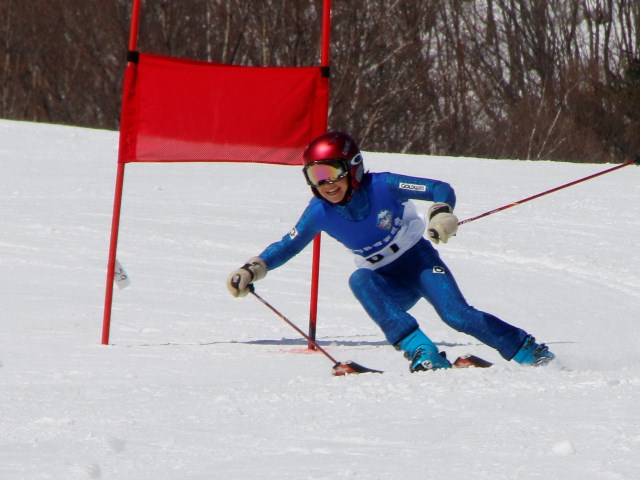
[1,119,639,479]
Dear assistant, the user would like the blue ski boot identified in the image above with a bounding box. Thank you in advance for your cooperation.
[395,329,452,372]
[512,335,555,366]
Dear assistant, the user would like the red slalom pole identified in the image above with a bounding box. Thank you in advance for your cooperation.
[307,0,332,349]
[459,157,639,226]
[102,0,142,345]
[308,234,321,350]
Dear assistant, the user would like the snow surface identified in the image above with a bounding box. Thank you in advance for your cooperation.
[1,119,639,479]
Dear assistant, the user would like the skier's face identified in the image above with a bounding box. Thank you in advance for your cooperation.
[316,176,349,204]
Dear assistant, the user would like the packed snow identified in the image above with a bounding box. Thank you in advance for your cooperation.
[1,119,639,479]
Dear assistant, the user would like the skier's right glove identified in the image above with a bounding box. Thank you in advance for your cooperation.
[226,256,268,297]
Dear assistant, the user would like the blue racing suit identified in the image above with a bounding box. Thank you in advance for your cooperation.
[259,172,527,360]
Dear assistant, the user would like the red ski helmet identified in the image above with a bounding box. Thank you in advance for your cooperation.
[302,132,365,198]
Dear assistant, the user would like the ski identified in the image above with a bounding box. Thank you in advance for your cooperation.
[453,354,493,369]
[333,361,384,376]
[332,354,492,376]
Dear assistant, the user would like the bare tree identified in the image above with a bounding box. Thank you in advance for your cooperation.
[1,0,638,162]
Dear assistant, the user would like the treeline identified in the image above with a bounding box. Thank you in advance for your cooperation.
[2,0,639,162]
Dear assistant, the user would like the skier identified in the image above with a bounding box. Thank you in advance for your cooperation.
[226,131,555,371]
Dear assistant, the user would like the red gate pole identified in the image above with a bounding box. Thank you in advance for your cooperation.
[320,0,331,66]
[102,0,142,345]
[102,164,126,344]
[307,0,332,349]
[308,234,322,348]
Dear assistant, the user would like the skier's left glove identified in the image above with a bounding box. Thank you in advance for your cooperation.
[427,203,458,244]
[226,256,268,297]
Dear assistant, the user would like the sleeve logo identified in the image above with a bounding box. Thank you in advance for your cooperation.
[399,182,426,192]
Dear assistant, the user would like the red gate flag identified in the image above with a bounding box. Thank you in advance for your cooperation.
[118,53,329,165]
[104,0,332,345]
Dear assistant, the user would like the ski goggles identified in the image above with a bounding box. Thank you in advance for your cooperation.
[303,159,349,187]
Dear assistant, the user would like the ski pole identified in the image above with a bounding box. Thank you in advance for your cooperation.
[249,285,382,376]
[459,156,639,226]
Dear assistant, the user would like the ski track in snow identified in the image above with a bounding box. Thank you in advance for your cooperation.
[1,120,639,479]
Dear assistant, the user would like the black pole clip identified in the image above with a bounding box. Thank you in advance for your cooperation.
[126,50,140,64]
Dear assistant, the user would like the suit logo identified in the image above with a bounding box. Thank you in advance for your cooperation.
[399,182,426,192]
[376,210,393,230]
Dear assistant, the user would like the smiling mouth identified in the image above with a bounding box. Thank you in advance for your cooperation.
[320,185,344,203]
